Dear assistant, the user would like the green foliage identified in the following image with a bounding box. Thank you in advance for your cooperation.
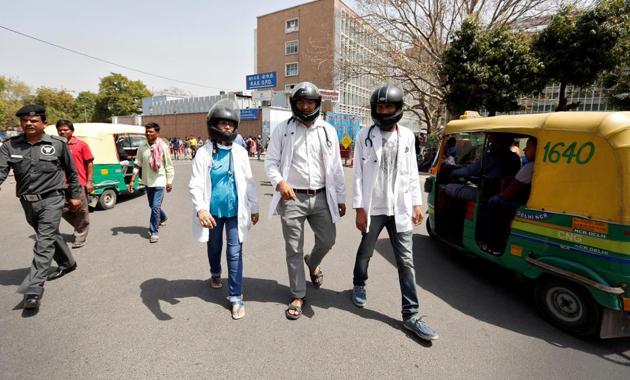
[31,87,74,124]
[599,0,630,110]
[442,19,544,117]
[93,73,152,122]
[0,75,32,131]
[72,91,98,122]
[533,4,620,110]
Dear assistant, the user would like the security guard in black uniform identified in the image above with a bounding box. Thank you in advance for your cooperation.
[0,104,83,310]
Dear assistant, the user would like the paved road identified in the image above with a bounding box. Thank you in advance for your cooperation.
[1,159,629,379]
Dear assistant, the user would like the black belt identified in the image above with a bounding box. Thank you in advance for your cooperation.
[294,188,325,196]
[20,190,63,202]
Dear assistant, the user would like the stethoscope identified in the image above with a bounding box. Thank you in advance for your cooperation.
[284,117,332,148]
[211,144,234,176]
[363,124,410,153]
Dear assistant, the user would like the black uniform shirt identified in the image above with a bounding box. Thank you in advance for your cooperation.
[0,133,82,199]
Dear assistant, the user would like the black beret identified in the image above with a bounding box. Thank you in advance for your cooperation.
[15,104,46,117]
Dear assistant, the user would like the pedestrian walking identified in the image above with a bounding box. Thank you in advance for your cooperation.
[0,105,82,310]
[128,122,175,243]
[189,99,259,320]
[265,82,346,320]
[56,119,94,248]
[351,85,438,341]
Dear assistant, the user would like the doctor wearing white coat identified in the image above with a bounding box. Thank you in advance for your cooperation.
[351,85,438,341]
[265,82,346,320]
[189,99,259,320]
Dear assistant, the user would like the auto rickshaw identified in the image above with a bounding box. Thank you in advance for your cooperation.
[424,112,630,338]
[45,123,146,209]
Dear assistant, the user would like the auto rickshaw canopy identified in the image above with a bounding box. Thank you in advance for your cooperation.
[444,112,630,224]
[45,123,146,165]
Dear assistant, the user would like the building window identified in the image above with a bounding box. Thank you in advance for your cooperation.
[285,40,299,55]
[285,63,298,77]
[285,18,299,33]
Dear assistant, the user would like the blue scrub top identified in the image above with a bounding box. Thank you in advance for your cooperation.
[210,148,238,218]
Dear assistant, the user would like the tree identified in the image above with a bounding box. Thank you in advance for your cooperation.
[72,91,98,122]
[0,75,32,131]
[600,0,630,110]
[31,87,74,123]
[340,0,581,133]
[442,19,544,116]
[93,73,151,122]
[533,4,619,111]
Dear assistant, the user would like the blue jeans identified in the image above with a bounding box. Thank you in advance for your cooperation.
[353,215,419,320]
[207,216,243,301]
[146,187,167,235]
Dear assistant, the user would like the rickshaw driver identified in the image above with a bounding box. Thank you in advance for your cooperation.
[482,137,537,253]
[445,133,521,201]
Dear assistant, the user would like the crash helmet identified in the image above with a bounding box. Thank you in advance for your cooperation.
[289,82,322,124]
[206,99,240,143]
[370,85,404,130]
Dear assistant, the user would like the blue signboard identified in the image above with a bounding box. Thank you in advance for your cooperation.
[325,112,361,142]
[240,108,259,120]
[246,72,277,90]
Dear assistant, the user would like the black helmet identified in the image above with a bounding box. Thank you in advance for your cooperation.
[289,82,322,124]
[206,99,240,143]
[370,85,404,130]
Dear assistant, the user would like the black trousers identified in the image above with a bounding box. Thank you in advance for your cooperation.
[18,194,76,296]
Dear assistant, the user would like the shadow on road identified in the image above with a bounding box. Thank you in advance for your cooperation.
[373,233,630,365]
[111,226,147,237]
[0,267,29,286]
[139,277,408,333]
[91,191,145,213]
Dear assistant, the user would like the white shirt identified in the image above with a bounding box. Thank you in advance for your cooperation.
[286,124,326,190]
[265,117,346,222]
[352,125,422,233]
[371,130,398,216]
[515,161,534,184]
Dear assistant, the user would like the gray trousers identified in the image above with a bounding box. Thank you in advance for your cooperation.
[62,186,90,244]
[18,194,76,296]
[279,191,336,299]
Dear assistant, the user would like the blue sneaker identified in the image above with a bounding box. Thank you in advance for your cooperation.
[403,316,439,341]
[351,286,367,308]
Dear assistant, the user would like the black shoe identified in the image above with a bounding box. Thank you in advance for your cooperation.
[23,294,41,309]
[47,263,77,281]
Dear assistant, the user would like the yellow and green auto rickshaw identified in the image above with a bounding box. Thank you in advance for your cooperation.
[425,112,630,338]
[45,123,146,209]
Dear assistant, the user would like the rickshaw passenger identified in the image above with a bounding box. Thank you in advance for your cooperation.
[445,134,521,201]
[482,137,537,253]
[444,137,457,166]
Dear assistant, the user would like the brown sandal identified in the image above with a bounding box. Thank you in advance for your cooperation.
[285,298,305,320]
[304,255,323,288]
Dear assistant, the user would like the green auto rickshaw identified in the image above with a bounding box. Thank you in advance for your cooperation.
[425,112,630,338]
[46,123,145,209]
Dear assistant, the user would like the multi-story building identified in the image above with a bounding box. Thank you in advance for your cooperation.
[517,83,614,113]
[256,0,420,131]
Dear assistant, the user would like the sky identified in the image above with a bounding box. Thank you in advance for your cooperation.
[0,0,332,97]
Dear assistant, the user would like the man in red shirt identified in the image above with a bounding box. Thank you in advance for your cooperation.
[56,120,94,248]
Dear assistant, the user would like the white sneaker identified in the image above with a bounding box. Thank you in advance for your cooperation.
[149,235,159,243]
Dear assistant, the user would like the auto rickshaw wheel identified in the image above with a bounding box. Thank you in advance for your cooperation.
[535,277,601,337]
[98,189,117,210]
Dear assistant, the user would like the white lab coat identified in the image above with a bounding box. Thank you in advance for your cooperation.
[265,117,346,222]
[352,125,422,233]
[189,143,259,243]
